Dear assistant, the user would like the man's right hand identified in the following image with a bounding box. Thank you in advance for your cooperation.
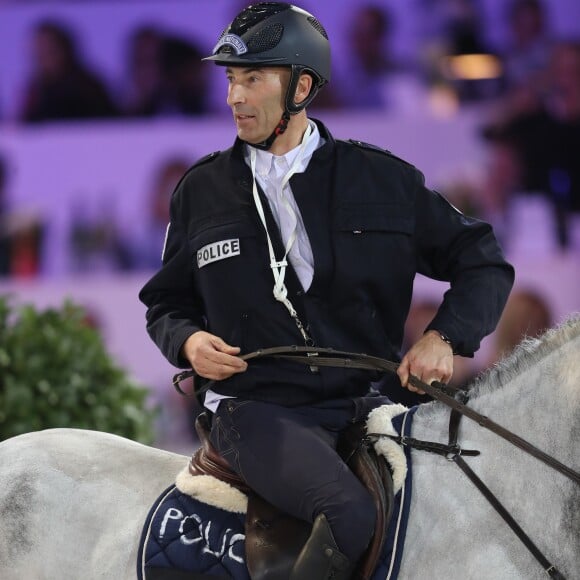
[181,331,248,381]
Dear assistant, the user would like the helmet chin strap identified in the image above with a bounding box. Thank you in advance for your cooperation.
[244,65,317,151]
[249,110,291,151]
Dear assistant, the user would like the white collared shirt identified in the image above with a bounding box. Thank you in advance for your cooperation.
[243,119,323,291]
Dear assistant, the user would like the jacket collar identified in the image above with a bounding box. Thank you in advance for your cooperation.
[228,117,335,169]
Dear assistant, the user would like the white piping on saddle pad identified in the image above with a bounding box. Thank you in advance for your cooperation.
[384,409,412,580]
[175,403,409,512]
[140,485,176,579]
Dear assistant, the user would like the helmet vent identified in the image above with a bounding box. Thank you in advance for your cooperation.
[247,23,284,53]
[307,16,328,40]
[231,3,290,37]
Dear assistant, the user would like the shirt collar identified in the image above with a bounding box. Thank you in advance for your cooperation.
[245,120,322,178]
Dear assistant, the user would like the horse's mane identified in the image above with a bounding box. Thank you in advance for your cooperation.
[468,313,580,400]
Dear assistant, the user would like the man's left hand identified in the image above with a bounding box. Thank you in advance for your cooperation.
[397,330,454,394]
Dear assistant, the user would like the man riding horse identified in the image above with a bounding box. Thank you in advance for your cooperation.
[139,3,514,578]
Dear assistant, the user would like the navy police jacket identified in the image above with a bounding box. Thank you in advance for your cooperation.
[140,120,514,406]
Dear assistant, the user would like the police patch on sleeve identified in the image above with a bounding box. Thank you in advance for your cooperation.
[197,239,240,268]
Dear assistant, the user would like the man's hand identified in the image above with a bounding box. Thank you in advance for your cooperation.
[181,331,248,381]
[397,330,454,394]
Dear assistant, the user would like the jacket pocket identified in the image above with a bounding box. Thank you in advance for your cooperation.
[331,203,416,289]
[334,203,414,234]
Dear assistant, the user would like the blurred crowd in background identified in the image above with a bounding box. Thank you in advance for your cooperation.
[1,0,577,119]
[1,0,579,276]
[0,0,574,118]
[0,0,578,448]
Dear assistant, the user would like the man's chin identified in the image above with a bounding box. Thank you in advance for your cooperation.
[237,129,268,145]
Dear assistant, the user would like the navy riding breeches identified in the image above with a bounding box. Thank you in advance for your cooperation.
[208,395,391,562]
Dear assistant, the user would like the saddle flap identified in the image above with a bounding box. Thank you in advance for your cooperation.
[245,493,311,580]
[338,421,394,580]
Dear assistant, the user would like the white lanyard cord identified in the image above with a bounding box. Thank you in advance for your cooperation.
[249,123,314,344]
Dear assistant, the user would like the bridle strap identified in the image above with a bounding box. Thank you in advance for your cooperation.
[452,452,566,579]
[447,401,566,579]
[172,345,580,486]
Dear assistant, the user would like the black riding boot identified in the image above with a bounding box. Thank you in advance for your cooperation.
[289,513,354,580]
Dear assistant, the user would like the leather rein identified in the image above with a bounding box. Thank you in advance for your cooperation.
[173,345,576,579]
[173,345,580,486]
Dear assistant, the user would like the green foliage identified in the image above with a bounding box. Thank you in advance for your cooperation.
[0,296,156,443]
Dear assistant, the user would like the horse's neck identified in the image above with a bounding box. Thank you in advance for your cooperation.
[400,325,580,579]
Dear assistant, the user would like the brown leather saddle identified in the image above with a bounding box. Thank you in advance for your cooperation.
[189,411,394,580]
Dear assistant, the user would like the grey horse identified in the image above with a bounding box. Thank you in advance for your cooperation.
[0,316,578,579]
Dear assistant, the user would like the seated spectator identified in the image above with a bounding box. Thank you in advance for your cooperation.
[20,20,118,123]
[158,35,209,115]
[0,156,44,278]
[502,0,552,93]
[121,26,210,117]
[476,129,524,248]
[134,156,192,269]
[543,40,580,248]
[485,288,552,366]
[546,41,580,204]
[333,4,400,110]
[482,40,580,249]
[121,25,164,117]
[68,197,134,274]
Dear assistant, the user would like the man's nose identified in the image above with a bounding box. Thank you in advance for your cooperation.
[227,83,245,106]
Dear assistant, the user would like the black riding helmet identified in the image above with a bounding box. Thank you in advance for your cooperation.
[203,2,331,149]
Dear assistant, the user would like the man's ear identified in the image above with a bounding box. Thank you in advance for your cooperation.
[294,73,313,104]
